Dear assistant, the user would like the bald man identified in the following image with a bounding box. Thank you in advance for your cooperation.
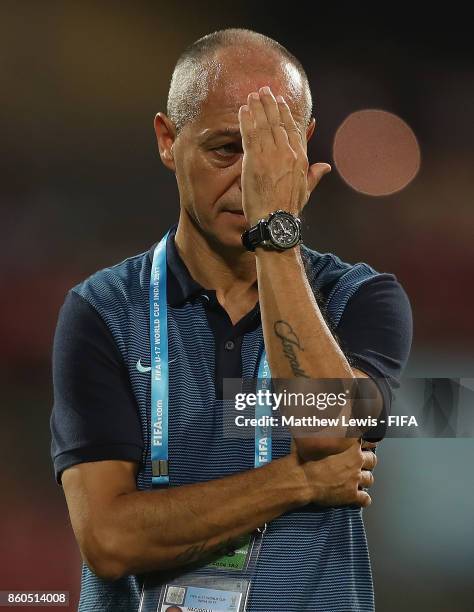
[50,28,412,611]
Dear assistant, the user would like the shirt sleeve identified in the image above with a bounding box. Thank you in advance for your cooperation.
[335,275,413,441]
[50,290,144,486]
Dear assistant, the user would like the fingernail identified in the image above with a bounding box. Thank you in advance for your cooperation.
[239,104,249,113]
[276,95,285,103]
[249,92,259,100]
[261,86,271,95]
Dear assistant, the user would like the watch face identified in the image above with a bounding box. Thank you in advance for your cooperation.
[267,212,301,249]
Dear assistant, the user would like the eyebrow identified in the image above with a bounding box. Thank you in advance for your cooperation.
[198,128,242,143]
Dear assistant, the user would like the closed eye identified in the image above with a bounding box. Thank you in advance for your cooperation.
[212,143,243,157]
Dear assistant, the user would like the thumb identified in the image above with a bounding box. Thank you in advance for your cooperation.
[307,162,331,194]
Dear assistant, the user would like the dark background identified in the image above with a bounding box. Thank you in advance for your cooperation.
[1,2,473,610]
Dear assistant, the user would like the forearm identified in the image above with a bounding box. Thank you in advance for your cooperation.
[99,454,307,579]
[255,246,359,457]
[256,246,353,379]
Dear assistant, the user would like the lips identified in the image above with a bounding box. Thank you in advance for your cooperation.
[223,209,245,215]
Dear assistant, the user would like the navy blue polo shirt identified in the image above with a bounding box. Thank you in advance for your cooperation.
[50,224,412,611]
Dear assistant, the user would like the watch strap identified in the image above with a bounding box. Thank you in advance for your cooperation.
[241,220,269,251]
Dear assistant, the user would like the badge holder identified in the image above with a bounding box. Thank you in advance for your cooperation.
[138,524,266,612]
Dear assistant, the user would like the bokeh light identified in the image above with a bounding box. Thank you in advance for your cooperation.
[333,109,421,196]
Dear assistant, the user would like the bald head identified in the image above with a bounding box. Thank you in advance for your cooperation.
[167,28,313,134]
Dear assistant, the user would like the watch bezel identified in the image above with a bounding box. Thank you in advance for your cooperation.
[241,210,302,251]
[265,210,301,250]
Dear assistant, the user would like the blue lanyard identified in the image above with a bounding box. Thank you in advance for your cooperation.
[150,230,272,487]
[255,353,273,468]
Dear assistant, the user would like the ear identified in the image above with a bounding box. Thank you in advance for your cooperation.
[306,117,316,143]
[154,113,177,171]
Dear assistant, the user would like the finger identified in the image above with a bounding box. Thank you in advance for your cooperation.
[276,95,304,153]
[259,86,289,148]
[239,104,257,152]
[361,440,378,450]
[307,162,332,194]
[247,91,273,150]
[362,449,378,471]
[355,490,372,508]
[359,469,375,489]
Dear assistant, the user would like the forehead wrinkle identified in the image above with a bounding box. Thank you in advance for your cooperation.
[197,87,306,130]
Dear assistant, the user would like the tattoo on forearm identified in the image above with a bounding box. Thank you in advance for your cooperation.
[174,541,208,565]
[173,536,240,566]
[273,320,310,378]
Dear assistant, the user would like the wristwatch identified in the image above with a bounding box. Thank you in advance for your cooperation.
[241,210,302,251]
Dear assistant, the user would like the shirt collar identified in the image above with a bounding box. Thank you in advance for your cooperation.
[147,226,262,330]
[148,224,207,307]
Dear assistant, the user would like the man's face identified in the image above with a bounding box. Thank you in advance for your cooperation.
[168,57,312,249]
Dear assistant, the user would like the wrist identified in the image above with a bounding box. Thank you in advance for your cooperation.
[276,453,312,508]
[254,243,301,260]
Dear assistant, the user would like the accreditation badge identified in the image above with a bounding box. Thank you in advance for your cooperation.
[158,576,250,611]
[206,534,254,571]
[139,529,265,612]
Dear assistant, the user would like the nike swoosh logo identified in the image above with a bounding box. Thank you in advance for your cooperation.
[136,359,152,373]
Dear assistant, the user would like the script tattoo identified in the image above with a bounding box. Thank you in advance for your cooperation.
[273,320,309,378]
